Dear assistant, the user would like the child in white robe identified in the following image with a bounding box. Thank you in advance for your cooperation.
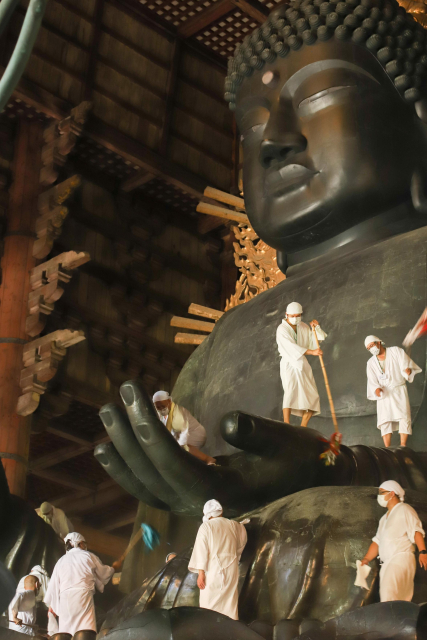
[365,335,421,446]
[188,500,247,620]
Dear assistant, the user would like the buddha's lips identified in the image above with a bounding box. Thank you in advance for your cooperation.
[265,163,319,196]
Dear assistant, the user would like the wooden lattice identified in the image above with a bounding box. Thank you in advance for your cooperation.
[139,0,223,26]
[74,136,137,179]
[196,9,259,56]
[138,177,199,215]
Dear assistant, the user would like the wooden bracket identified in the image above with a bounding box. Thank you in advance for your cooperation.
[17,330,86,416]
[26,251,90,337]
[34,175,81,258]
[170,303,224,346]
[40,101,92,186]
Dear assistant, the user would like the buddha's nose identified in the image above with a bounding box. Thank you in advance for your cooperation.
[260,133,307,169]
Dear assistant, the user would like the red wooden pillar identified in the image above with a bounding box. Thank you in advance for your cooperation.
[0,119,43,497]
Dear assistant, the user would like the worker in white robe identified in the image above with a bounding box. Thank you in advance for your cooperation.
[365,335,422,447]
[188,499,248,620]
[17,566,58,636]
[153,390,216,465]
[276,301,327,427]
[9,575,40,635]
[361,480,427,601]
[36,502,74,539]
[44,532,114,635]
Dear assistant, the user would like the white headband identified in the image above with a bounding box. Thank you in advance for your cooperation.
[152,391,170,403]
[286,302,303,315]
[203,499,223,523]
[379,480,405,502]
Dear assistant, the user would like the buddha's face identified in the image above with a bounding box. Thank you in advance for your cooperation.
[235,40,427,254]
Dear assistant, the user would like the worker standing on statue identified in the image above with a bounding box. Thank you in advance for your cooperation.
[365,336,421,447]
[361,481,427,601]
[152,391,216,465]
[276,302,327,427]
[188,500,247,620]
[44,532,114,636]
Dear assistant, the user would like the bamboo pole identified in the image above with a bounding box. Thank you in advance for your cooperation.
[311,325,339,433]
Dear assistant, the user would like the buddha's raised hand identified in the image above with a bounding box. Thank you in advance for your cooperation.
[94,380,329,518]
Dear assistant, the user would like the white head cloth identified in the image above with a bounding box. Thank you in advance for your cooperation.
[203,499,223,523]
[379,480,405,502]
[64,532,86,548]
[30,566,48,576]
[152,390,170,403]
[364,335,384,349]
[286,302,303,315]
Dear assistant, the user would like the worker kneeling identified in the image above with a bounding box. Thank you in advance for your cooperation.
[44,532,114,636]
[153,391,216,465]
[361,481,427,602]
[188,500,248,620]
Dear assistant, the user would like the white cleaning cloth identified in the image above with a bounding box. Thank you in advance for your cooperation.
[354,560,371,590]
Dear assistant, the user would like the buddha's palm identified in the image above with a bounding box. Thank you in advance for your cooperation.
[94,381,427,518]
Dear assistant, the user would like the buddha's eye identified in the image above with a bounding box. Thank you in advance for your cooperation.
[240,106,270,141]
[241,123,265,141]
[298,85,354,115]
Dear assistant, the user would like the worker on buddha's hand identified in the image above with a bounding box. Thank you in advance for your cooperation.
[152,391,216,465]
[276,302,327,427]
[361,481,427,602]
[44,532,114,636]
[365,336,421,447]
[9,575,40,635]
[35,501,73,540]
[188,500,248,620]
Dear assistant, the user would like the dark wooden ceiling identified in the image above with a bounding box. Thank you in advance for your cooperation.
[0,0,285,548]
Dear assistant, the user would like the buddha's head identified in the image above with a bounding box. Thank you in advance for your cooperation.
[226,0,427,257]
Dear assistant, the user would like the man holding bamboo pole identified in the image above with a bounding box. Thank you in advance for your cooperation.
[276,302,327,427]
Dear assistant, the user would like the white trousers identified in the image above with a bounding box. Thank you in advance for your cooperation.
[379,552,416,602]
[380,419,412,436]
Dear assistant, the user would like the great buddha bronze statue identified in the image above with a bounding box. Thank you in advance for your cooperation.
[92,0,427,635]
[5,0,427,638]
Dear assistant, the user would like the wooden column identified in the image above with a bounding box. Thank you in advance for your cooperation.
[0,119,43,496]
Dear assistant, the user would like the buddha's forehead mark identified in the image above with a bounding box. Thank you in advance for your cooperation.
[281,59,379,98]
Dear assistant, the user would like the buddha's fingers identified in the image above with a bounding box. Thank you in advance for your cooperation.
[120,381,245,516]
[221,411,328,493]
[94,442,169,510]
[99,403,178,507]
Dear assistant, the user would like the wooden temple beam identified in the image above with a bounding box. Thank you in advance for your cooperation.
[100,511,137,532]
[51,0,93,23]
[178,0,235,38]
[188,303,224,321]
[85,117,210,199]
[55,302,189,366]
[71,523,127,558]
[175,333,207,345]
[53,482,127,515]
[232,0,269,22]
[30,467,97,492]
[30,443,91,471]
[160,39,181,155]
[83,0,105,101]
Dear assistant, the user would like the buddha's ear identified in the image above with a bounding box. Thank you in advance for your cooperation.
[411,169,427,214]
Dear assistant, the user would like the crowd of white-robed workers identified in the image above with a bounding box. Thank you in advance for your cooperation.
[7,529,115,637]
[276,302,422,446]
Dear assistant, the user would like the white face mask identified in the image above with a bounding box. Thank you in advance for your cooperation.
[377,493,390,508]
[369,345,380,356]
[287,316,302,326]
[158,407,169,417]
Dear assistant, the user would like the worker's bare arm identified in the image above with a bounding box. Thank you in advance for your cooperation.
[361,542,379,565]
[306,348,323,356]
[197,570,206,590]
[415,531,427,569]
